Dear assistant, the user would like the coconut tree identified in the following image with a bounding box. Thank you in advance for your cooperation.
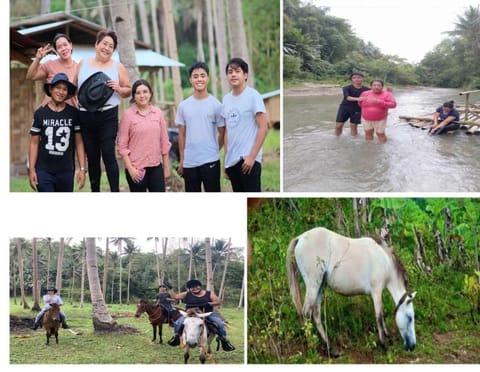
[16,238,30,309]
[85,238,116,331]
[205,238,214,292]
[448,5,480,71]
[123,239,139,304]
[31,238,41,311]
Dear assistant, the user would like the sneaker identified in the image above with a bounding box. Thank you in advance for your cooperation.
[31,323,39,331]
[167,335,180,346]
[62,323,69,329]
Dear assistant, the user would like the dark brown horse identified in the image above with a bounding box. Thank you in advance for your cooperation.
[135,299,180,344]
[43,303,61,345]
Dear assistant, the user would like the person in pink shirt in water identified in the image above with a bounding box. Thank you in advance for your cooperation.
[358,80,397,142]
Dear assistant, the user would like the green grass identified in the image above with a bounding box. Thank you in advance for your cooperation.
[11,129,280,192]
[10,300,244,364]
[10,171,130,192]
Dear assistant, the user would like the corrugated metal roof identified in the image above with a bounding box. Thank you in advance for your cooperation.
[262,89,281,99]
[39,46,184,68]
[17,20,73,36]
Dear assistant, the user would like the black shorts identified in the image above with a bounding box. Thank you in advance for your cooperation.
[336,107,361,124]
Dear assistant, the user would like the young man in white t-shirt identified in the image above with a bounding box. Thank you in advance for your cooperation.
[175,62,225,192]
[222,58,268,192]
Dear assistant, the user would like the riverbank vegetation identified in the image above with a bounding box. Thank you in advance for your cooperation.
[284,0,480,89]
[248,198,480,363]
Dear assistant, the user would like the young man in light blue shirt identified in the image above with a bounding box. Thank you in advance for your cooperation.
[222,58,268,192]
[175,62,225,192]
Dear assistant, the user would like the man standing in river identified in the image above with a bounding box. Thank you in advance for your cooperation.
[335,72,370,136]
[358,79,397,142]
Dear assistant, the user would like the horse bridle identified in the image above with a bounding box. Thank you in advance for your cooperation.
[393,292,410,315]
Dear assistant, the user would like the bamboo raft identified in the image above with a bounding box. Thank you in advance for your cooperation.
[399,89,480,135]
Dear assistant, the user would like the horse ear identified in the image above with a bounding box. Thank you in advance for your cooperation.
[407,291,417,304]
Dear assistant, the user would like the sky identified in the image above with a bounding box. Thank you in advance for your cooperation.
[313,0,479,63]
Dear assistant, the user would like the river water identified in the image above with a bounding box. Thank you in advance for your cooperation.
[283,87,480,192]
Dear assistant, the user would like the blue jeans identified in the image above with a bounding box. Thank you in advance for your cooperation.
[36,168,74,192]
[174,312,226,338]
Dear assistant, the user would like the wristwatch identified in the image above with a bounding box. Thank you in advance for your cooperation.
[80,167,86,172]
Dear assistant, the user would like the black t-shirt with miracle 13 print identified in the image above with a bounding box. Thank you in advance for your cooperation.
[30,104,80,173]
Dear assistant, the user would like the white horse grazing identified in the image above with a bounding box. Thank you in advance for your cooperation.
[286,227,417,353]
[180,309,215,364]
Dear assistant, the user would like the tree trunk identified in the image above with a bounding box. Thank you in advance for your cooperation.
[237,269,245,310]
[433,222,448,262]
[102,239,109,300]
[56,238,65,294]
[195,0,205,62]
[155,238,161,284]
[109,0,140,83]
[85,238,117,331]
[137,0,151,45]
[213,0,229,96]
[205,0,217,97]
[412,225,429,274]
[127,257,131,304]
[32,238,40,311]
[150,0,165,101]
[353,198,361,237]
[218,239,231,301]
[163,0,183,105]
[205,238,214,292]
[40,0,50,14]
[80,240,86,308]
[226,0,254,87]
[16,239,29,309]
[161,237,168,282]
[188,238,193,279]
[97,0,107,27]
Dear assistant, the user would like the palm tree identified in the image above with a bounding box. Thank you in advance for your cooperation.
[85,238,116,331]
[102,238,110,300]
[227,0,255,87]
[123,240,138,304]
[448,5,480,70]
[111,237,131,304]
[205,238,214,292]
[32,238,41,311]
[16,238,29,309]
[55,238,65,294]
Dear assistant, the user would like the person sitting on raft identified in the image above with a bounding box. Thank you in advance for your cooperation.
[429,101,460,135]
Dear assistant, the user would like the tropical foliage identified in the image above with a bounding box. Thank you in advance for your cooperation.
[284,0,480,88]
[10,0,280,97]
[10,237,244,307]
[248,198,480,363]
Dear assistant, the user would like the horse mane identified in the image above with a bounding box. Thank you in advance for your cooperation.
[390,249,409,289]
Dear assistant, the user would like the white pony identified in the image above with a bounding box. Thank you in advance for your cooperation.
[286,227,416,353]
[179,309,215,364]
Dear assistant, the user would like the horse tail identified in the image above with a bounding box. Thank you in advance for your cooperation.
[286,237,303,320]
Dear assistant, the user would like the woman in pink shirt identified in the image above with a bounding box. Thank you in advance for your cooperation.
[358,80,397,142]
[26,33,78,107]
[117,79,171,192]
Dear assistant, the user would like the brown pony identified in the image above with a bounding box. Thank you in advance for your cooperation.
[135,299,180,344]
[43,303,61,345]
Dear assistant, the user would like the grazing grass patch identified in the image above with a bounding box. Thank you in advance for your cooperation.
[10,300,244,364]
